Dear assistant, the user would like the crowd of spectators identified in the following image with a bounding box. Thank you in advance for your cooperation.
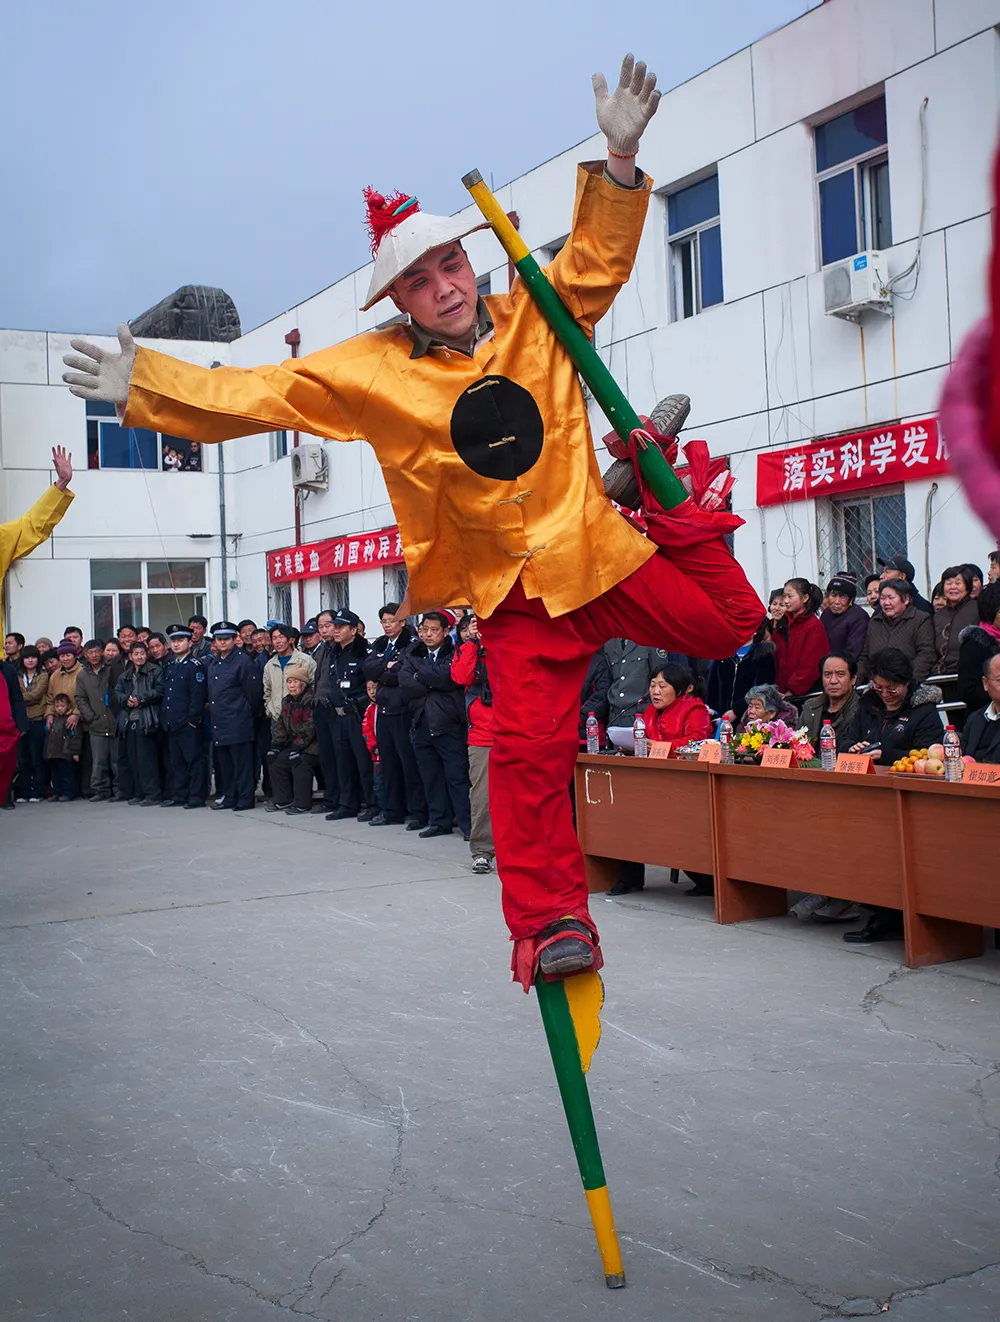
[4,549,997,913]
[0,605,498,876]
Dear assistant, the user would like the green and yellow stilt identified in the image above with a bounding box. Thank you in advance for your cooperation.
[463,168,646,1285]
[535,971,625,1287]
[461,168,687,513]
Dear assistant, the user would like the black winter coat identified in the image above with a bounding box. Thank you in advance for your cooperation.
[842,684,944,766]
[731,642,777,720]
[363,626,419,717]
[957,626,1000,714]
[821,603,870,667]
[399,638,467,736]
[161,654,208,733]
[114,661,166,736]
[961,708,1000,763]
[206,648,262,745]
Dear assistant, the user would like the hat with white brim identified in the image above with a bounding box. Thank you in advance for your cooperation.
[360,194,490,313]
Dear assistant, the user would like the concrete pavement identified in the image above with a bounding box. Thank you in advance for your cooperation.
[2,798,999,1321]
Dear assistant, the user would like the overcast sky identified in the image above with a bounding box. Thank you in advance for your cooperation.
[0,1,818,336]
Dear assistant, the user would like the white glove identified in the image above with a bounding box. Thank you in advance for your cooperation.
[62,323,137,405]
[592,53,661,157]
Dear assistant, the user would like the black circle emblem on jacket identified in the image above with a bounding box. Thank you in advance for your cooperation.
[449,375,544,480]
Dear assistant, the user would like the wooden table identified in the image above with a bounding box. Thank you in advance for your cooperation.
[574,754,1000,969]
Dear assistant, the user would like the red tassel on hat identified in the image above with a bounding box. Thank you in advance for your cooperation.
[364,187,420,256]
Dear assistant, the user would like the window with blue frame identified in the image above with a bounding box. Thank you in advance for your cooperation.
[667,174,723,320]
[85,400,201,471]
[815,96,892,266]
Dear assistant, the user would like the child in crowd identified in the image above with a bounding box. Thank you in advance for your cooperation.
[43,691,79,800]
[362,679,383,817]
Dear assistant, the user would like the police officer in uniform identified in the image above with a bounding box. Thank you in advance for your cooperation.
[206,620,263,811]
[159,623,208,808]
[321,609,374,821]
[602,639,670,733]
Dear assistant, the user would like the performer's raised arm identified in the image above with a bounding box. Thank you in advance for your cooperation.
[542,54,660,334]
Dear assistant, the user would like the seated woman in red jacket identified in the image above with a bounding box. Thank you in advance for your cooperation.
[774,578,829,703]
[641,662,714,746]
[609,662,714,899]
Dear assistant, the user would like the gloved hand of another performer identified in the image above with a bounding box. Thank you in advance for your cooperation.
[62,323,136,405]
[592,54,661,158]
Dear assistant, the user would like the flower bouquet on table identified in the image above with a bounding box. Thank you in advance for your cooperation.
[733,719,815,766]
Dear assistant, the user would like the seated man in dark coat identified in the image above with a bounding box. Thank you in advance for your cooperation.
[961,653,1000,764]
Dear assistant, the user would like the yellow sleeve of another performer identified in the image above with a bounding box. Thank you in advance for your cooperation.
[544,161,652,336]
[122,336,383,446]
[0,485,73,580]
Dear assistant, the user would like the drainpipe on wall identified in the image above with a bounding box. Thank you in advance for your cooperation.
[284,327,304,627]
[211,360,228,619]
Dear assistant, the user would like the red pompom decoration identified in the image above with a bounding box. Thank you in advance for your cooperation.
[363,186,420,256]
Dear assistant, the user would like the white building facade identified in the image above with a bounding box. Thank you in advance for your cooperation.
[3,0,998,642]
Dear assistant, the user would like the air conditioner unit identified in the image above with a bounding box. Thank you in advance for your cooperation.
[290,443,328,491]
[823,250,892,321]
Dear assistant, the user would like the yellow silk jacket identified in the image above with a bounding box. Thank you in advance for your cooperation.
[123,162,657,618]
[1,486,73,614]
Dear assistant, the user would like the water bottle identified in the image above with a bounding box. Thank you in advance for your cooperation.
[944,725,962,782]
[718,718,733,764]
[820,720,836,772]
[585,712,599,754]
[633,713,648,758]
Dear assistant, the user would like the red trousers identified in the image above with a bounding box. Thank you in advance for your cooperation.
[478,537,763,942]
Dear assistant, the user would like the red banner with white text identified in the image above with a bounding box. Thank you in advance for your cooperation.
[756,418,946,506]
[268,526,404,584]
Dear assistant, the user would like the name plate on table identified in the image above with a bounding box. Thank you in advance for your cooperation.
[698,740,722,763]
[963,764,1000,784]
[835,753,876,774]
[760,747,793,768]
[648,741,672,759]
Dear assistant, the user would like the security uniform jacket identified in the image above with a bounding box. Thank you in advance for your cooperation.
[76,663,115,737]
[363,626,419,717]
[206,648,262,745]
[315,636,370,716]
[119,164,656,620]
[160,654,208,733]
[114,661,166,736]
[399,638,466,736]
[602,640,668,728]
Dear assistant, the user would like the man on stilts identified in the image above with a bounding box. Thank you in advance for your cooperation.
[63,56,761,983]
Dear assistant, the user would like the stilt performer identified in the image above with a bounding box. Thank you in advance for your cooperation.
[63,55,763,1283]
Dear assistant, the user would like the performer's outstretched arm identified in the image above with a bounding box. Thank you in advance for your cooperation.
[62,324,370,447]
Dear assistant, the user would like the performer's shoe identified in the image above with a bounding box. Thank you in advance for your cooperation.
[536,919,597,978]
